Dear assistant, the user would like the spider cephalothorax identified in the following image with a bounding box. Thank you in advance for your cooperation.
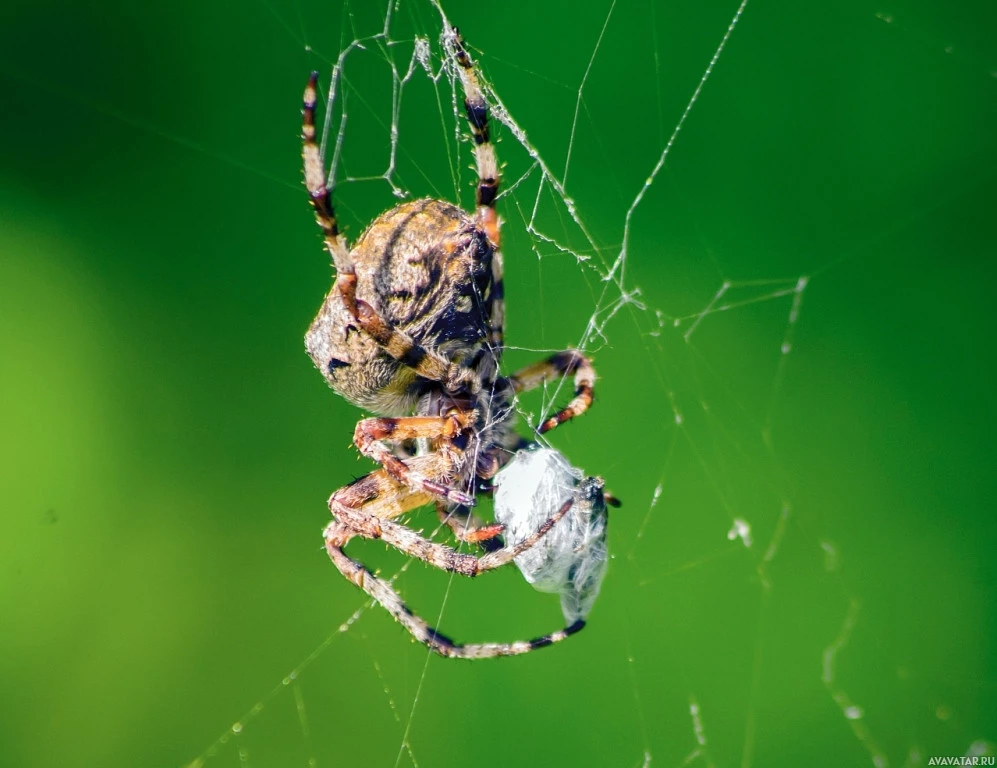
[303,27,603,659]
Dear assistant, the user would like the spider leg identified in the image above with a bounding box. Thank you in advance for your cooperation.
[435,502,504,547]
[353,414,478,506]
[325,520,584,659]
[302,73,353,280]
[370,494,577,576]
[449,28,500,249]
[504,350,595,434]
[330,456,577,578]
[325,466,585,658]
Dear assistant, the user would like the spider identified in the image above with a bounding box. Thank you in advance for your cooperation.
[302,27,601,659]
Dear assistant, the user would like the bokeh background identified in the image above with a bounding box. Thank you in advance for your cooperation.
[2,0,995,766]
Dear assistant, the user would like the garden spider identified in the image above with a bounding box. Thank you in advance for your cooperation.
[303,27,602,659]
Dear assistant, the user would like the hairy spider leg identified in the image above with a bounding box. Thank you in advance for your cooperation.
[324,463,584,658]
[504,350,596,434]
[330,464,577,576]
[449,28,500,249]
[301,73,354,282]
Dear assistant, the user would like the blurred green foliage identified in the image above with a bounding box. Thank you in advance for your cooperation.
[1,0,995,766]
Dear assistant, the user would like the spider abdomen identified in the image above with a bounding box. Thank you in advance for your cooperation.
[305,198,498,415]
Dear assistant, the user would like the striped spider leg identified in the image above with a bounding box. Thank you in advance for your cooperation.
[323,450,587,659]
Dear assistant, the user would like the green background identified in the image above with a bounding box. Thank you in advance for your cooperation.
[2,0,995,766]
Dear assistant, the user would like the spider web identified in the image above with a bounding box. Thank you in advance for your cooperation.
[1,0,995,766]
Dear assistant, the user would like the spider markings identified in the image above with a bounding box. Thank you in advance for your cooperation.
[303,27,602,658]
